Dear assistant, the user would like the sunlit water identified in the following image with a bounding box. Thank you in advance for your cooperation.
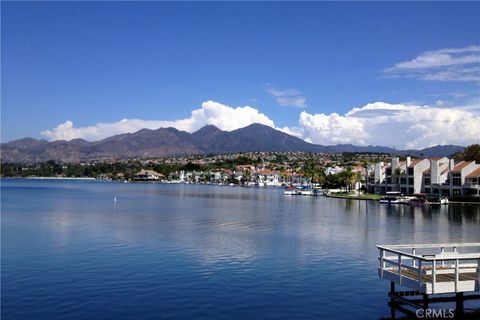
[2,179,480,319]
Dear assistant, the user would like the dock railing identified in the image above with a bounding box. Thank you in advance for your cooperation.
[377,243,480,294]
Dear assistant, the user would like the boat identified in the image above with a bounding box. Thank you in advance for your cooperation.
[284,186,299,195]
[409,193,428,206]
[299,186,319,196]
[380,191,411,204]
[283,186,319,196]
[426,194,449,205]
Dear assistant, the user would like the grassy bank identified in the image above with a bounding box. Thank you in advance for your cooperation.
[326,192,381,201]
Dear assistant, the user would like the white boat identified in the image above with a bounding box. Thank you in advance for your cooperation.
[299,187,319,196]
[380,191,410,204]
[284,186,299,195]
[410,194,449,206]
[427,195,449,205]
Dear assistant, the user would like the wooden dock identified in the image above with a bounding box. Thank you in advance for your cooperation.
[377,243,480,318]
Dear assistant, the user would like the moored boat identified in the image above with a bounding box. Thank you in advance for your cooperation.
[284,186,299,195]
[380,191,410,204]
[299,186,319,196]
[409,193,428,206]
[427,194,449,205]
[283,186,320,196]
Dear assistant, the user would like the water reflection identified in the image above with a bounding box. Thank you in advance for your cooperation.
[2,180,479,320]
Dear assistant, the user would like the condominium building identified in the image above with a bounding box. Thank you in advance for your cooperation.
[463,167,480,197]
[366,157,480,198]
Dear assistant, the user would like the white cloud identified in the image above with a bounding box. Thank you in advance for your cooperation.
[384,45,480,82]
[295,111,369,145]
[295,102,480,149]
[41,100,480,150]
[41,100,275,141]
[265,85,307,108]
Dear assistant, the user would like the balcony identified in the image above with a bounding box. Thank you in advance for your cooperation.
[463,182,480,189]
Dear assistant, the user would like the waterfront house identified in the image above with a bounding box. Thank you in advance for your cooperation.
[368,157,429,195]
[325,166,344,176]
[367,157,480,198]
[447,161,480,197]
[253,169,282,186]
[134,169,164,181]
[423,157,451,196]
[282,171,304,186]
[463,167,480,197]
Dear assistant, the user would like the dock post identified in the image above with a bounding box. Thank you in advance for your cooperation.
[455,292,464,319]
[390,282,396,319]
[422,294,429,310]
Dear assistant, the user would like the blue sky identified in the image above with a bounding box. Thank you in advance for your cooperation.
[2,2,479,148]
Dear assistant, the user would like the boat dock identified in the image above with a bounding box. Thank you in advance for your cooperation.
[377,243,480,318]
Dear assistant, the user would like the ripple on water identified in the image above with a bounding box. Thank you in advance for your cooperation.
[2,180,480,319]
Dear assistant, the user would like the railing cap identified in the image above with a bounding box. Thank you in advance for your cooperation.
[377,243,480,261]
[377,243,480,249]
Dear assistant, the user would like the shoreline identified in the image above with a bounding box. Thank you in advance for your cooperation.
[1,176,97,180]
[326,193,480,205]
[325,193,381,201]
[2,177,480,205]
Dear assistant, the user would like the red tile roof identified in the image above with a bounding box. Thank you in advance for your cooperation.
[408,159,424,167]
[466,167,480,178]
[255,169,279,175]
[452,161,474,172]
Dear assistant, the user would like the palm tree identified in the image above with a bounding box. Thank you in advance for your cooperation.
[341,167,356,193]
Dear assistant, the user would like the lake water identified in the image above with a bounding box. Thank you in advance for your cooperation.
[2,179,480,319]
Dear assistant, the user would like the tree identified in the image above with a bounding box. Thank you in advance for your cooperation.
[302,159,324,184]
[324,173,340,188]
[452,144,480,163]
[243,169,252,183]
[336,168,354,193]
[462,144,480,163]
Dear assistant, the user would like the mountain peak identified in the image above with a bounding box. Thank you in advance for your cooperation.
[241,123,273,130]
[193,125,222,135]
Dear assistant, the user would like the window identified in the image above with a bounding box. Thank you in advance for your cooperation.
[407,168,414,175]
[453,178,462,186]
[425,177,431,185]
[425,188,431,194]
[408,178,414,185]
[386,168,392,175]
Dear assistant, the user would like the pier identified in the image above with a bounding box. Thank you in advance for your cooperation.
[377,243,480,318]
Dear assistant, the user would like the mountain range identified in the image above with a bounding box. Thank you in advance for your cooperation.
[0,123,464,163]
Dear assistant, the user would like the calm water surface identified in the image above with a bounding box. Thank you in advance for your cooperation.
[2,179,480,319]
